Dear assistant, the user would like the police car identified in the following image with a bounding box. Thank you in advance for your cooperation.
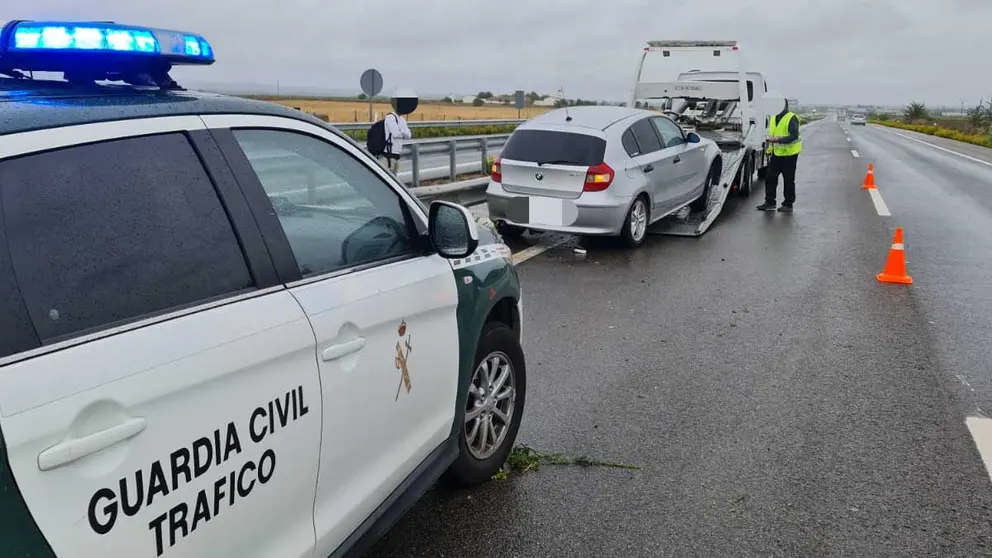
[0,20,525,558]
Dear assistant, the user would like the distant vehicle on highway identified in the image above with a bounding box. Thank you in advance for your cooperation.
[851,113,867,126]
[485,106,723,247]
[0,19,525,558]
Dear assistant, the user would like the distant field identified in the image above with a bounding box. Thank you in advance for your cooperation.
[263,98,552,123]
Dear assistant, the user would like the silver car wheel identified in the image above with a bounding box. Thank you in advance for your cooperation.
[465,351,516,460]
[630,199,648,242]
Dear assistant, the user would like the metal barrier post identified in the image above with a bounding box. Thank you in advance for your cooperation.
[306,168,317,204]
[449,140,457,183]
[411,144,420,187]
[480,138,489,175]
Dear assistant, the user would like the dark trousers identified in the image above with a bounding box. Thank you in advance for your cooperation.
[765,154,799,205]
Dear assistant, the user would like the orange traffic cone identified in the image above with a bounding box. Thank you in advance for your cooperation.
[862,164,876,190]
[876,227,913,285]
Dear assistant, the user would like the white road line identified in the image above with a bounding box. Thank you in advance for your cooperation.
[511,238,569,265]
[851,149,860,158]
[966,417,992,484]
[867,188,891,216]
[879,128,992,169]
[846,137,852,142]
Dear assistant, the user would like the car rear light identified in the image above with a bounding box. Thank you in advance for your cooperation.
[583,162,614,192]
[490,157,502,183]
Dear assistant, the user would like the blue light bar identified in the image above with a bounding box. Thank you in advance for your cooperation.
[0,20,214,67]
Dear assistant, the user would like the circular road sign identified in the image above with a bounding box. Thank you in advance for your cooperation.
[360,69,384,98]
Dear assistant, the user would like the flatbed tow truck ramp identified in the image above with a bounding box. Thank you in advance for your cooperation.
[629,40,768,237]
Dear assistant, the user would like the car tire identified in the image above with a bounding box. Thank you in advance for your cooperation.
[444,321,526,487]
[619,195,649,248]
[690,163,719,212]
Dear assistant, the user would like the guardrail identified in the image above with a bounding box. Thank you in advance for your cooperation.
[330,119,525,131]
[396,134,509,187]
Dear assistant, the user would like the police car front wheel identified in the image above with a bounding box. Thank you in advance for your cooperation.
[445,322,526,486]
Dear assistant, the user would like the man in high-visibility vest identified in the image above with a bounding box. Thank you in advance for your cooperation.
[757,98,802,212]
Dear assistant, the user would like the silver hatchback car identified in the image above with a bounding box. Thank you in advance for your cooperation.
[486,106,722,247]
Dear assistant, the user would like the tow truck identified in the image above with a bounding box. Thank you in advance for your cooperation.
[628,40,770,236]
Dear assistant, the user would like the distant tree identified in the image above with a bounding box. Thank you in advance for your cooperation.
[477,91,494,100]
[903,101,930,122]
[357,93,367,100]
[967,99,992,128]
[473,97,484,107]
[554,99,568,108]
[443,96,454,103]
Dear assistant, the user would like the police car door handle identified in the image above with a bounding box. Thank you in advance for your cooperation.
[321,338,366,362]
[643,164,655,173]
[673,156,681,164]
[37,417,147,471]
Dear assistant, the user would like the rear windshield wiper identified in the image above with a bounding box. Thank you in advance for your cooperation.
[536,159,581,166]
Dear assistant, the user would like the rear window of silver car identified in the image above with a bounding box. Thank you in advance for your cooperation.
[501,129,606,166]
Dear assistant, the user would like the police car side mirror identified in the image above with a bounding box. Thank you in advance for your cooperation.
[428,201,479,259]
[686,132,701,143]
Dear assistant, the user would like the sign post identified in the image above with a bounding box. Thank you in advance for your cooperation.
[360,68,384,123]
[514,90,525,119]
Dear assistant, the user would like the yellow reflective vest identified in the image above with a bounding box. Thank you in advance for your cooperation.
[767,112,803,157]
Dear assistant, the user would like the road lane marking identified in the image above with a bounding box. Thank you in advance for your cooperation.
[966,417,992,484]
[851,150,860,158]
[511,238,569,265]
[880,128,992,169]
[868,188,891,216]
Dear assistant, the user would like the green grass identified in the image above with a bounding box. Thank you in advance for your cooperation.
[868,119,992,148]
[491,444,641,480]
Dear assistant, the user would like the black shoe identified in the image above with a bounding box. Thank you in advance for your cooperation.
[756,203,776,211]
[778,204,794,213]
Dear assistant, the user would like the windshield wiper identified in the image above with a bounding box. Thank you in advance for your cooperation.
[536,159,580,166]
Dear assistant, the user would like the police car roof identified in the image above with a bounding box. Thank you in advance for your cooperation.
[0,77,335,136]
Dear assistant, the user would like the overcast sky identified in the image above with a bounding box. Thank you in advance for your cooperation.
[9,0,991,107]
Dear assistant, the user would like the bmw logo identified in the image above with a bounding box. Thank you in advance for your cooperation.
[535,172,544,180]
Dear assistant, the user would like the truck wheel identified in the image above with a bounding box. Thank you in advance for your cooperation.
[690,164,719,212]
[737,157,753,197]
[444,322,526,487]
[619,195,649,248]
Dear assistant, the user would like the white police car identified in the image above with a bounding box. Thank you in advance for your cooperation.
[0,20,525,558]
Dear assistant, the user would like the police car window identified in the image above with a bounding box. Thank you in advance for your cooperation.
[0,219,38,358]
[0,133,254,344]
[651,117,686,148]
[232,129,419,278]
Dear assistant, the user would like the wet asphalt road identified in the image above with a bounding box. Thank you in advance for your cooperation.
[842,123,992,415]
[367,118,992,557]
